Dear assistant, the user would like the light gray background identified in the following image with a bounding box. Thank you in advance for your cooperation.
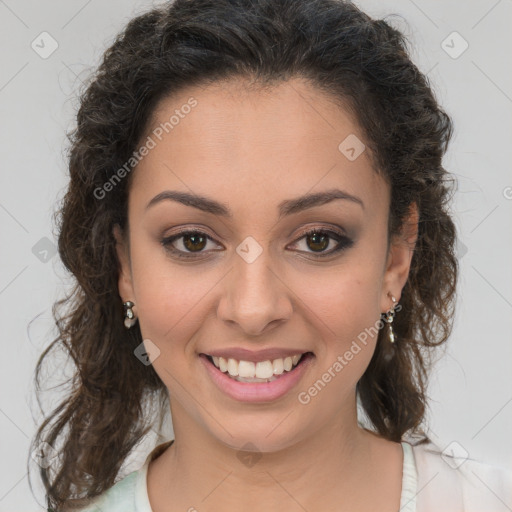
[1,1,511,510]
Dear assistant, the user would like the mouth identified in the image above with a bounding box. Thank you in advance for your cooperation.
[201,351,314,383]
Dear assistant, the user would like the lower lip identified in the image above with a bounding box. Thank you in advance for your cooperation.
[199,353,314,403]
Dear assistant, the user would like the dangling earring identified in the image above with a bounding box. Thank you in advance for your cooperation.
[123,300,137,329]
[384,294,398,343]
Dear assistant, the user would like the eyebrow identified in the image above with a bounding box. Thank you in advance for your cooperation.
[145,188,364,219]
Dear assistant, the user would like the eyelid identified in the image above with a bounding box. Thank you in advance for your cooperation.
[164,225,219,241]
[292,223,347,240]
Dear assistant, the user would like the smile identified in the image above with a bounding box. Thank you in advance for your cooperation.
[205,353,306,382]
[199,352,315,402]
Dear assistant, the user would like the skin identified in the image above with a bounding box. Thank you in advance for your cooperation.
[114,76,418,512]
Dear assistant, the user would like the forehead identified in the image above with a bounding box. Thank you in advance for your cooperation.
[129,77,386,215]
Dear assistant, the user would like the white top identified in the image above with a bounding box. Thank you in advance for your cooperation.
[78,440,512,511]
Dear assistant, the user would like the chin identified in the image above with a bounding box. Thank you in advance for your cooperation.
[206,419,306,455]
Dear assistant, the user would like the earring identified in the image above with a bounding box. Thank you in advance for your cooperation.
[123,300,137,329]
[383,294,398,343]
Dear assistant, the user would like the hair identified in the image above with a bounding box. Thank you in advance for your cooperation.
[30,0,458,509]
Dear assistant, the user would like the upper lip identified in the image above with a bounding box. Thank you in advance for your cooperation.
[201,348,311,363]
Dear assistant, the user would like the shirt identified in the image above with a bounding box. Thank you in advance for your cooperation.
[77,439,512,511]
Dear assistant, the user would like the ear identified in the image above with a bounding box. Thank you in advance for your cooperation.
[113,224,135,302]
[380,202,418,312]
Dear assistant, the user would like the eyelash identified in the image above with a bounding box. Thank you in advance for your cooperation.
[161,227,354,260]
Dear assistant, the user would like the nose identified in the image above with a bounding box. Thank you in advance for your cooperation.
[217,246,293,337]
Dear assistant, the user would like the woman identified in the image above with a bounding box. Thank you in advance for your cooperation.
[31,0,512,511]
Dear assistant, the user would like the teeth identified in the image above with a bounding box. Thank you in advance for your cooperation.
[227,358,238,376]
[273,358,284,375]
[210,353,305,379]
[219,356,228,373]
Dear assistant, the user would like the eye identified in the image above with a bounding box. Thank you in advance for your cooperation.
[161,226,354,260]
[288,227,354,257]
[161,229,222,259]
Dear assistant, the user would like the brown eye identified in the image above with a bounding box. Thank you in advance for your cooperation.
[305,231,330,252]
[290,228,354,257]
[182,232,207,252]
[161,230,221,259]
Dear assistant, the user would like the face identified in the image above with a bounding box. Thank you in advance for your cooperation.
[114,77,417,452]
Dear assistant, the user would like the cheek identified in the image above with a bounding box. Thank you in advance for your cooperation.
[292,259,385,386]
[296,261,384,337]
[129,243,214,354]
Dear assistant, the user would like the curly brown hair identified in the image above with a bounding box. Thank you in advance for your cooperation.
[29,0,458,510]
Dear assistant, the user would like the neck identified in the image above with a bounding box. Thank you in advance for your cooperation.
[147,397,402,512]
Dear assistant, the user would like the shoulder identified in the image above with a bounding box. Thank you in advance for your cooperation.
[76,440,173,512]
[76,470,139,511]
[409,440,512,512]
